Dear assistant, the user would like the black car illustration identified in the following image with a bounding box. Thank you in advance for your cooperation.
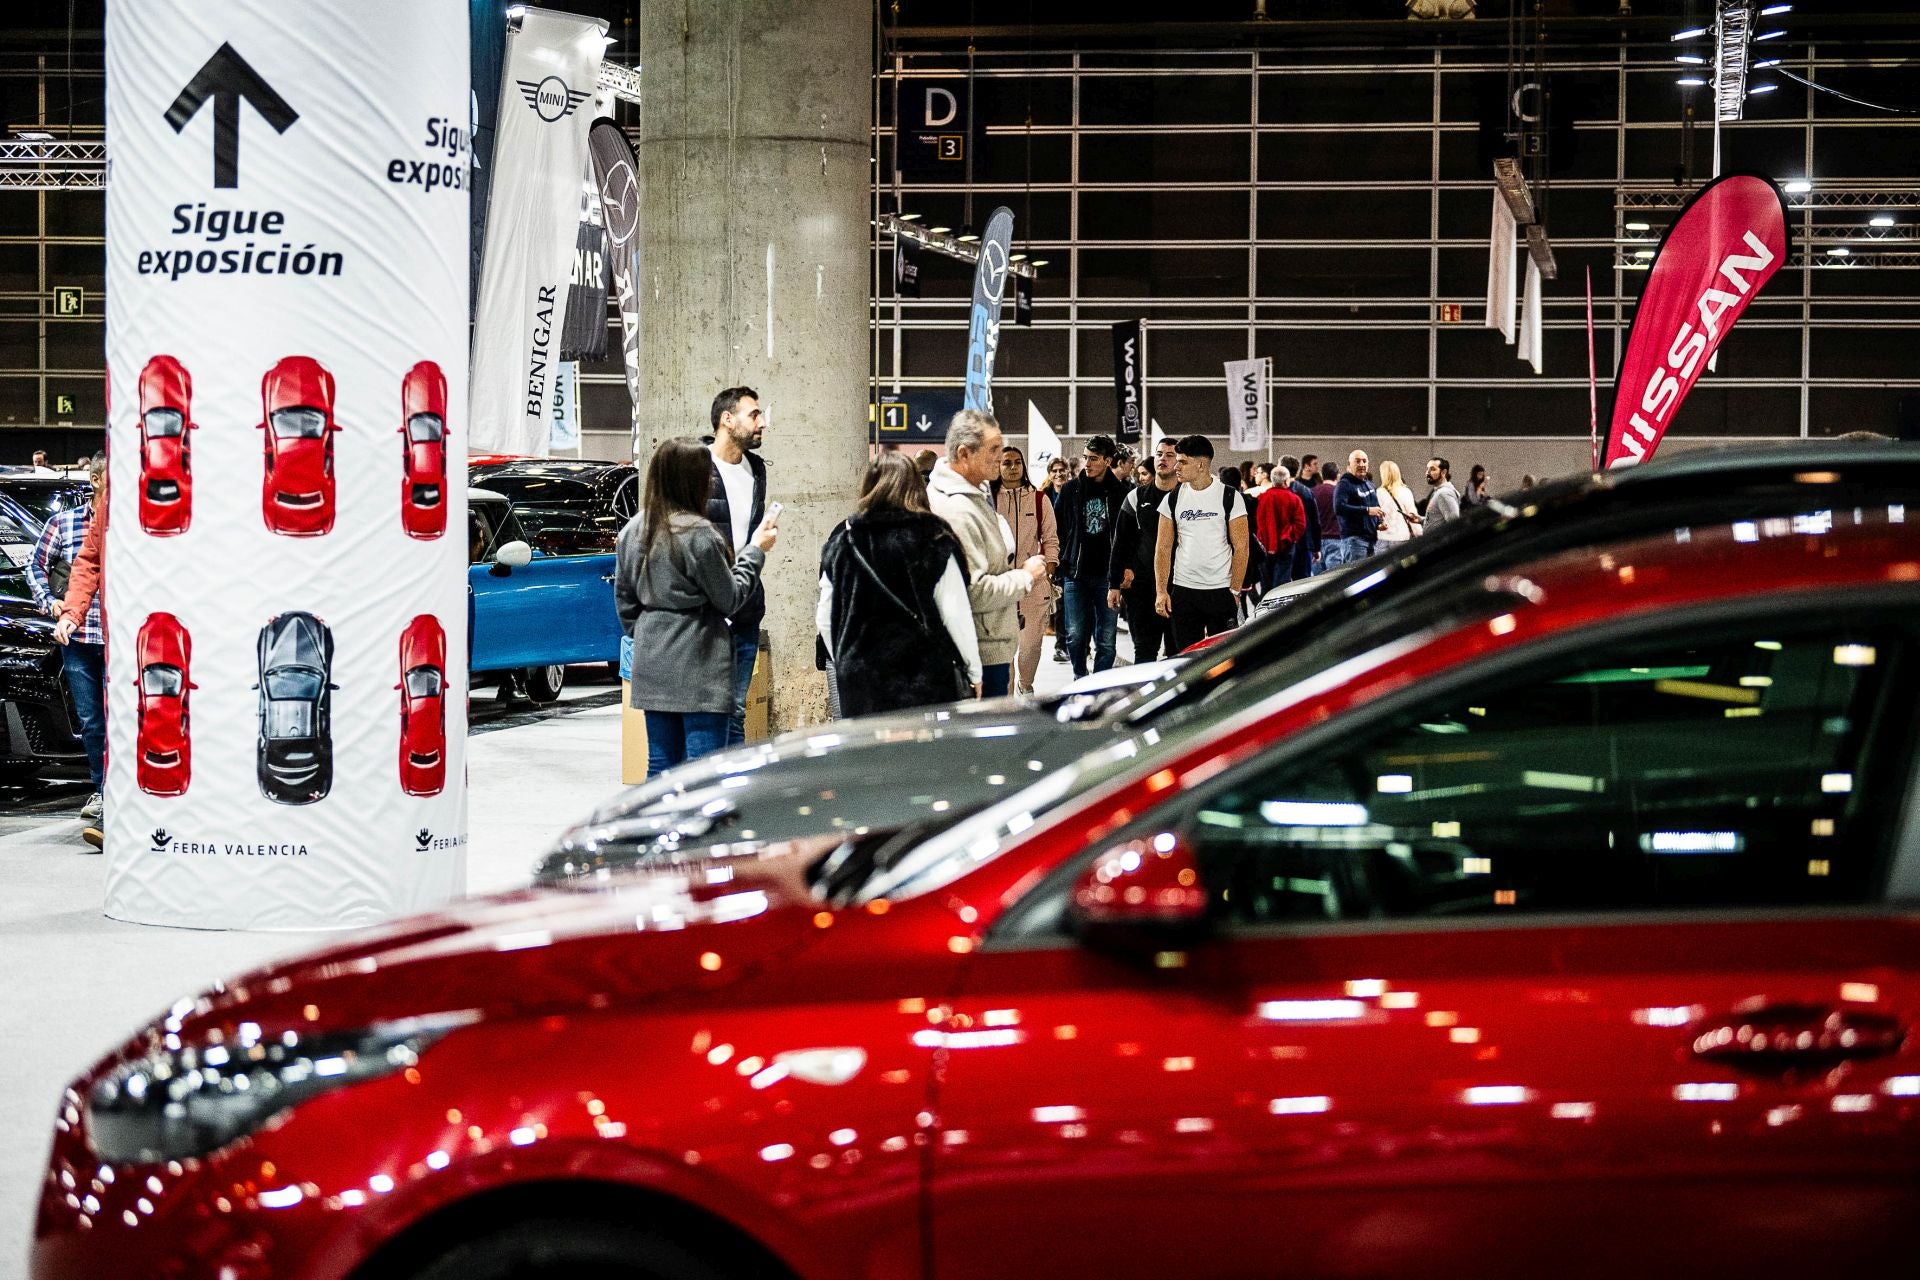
[254,611,336,805]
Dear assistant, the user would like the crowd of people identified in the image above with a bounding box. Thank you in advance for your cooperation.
[618,388,1510,778]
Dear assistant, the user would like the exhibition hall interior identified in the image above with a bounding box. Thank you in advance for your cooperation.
[2,1,1918,1277]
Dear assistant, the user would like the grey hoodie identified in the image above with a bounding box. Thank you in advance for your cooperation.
[927,459,1035,668]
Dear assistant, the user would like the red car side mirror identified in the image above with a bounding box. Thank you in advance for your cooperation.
[1067,833,1211,953]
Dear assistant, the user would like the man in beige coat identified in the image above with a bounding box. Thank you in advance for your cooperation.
[927,409,1047,698]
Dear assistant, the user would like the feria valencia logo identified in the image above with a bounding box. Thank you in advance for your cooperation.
[518,76,590,123]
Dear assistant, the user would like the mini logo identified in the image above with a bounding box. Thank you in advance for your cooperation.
[518,76,589,123]
[150,828,173,853]
[416,828,434,851]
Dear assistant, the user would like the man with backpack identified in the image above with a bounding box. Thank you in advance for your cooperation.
[1153,434,1250,652]
[1108,435,1182,664]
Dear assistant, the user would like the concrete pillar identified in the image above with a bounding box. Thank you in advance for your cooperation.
[638,0,871,731]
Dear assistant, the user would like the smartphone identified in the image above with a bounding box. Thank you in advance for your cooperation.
[765,501,784,520]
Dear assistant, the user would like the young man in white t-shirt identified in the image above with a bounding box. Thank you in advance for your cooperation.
[1153,433,1249,652]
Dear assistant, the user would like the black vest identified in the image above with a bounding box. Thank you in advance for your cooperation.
[820,509,972,717]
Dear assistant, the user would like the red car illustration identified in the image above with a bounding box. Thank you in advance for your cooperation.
[137,355,195,535]
[134,612,193,796]
[397,614,447,796]
[256,355,339,536]
[399,361,449,539]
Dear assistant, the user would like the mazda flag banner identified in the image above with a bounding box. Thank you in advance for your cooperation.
[588,118,642,453]
[1225,357,1271,453]
[963,205,1016,414]
[1605,174,1789,468]
[559,210,609,361]
[469,8,605,455]
[104,1,470,927]
[1112,319,1143,441]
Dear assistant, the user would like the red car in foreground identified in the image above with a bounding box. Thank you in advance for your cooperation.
[400,362,449,540]
[136,355,194,535]
[397,614,447,796]
[133,612,193,796]
[258,356,340,536]
[34,493,1920,1279]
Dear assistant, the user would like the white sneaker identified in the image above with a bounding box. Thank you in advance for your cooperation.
[80,792,103,820]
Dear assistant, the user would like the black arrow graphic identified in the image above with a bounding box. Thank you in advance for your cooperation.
[165,43,298,189]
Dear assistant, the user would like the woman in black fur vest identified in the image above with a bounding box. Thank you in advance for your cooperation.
[817,452,981,719]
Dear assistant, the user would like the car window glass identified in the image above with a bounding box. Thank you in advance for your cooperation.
[265,668,322,702]
[141,665,184,697]
[143,408,185,438]
[407,413,444,444]
[265,700,315,739]
[519,508,616,555]
[469,506,500,564]
[270,407,327,439]
[1182,623,1901,929]
[404,667,443,698]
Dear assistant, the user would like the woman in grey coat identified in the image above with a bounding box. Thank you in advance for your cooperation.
[615,437,779,776]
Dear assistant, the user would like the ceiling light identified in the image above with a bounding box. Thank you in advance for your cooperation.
[1676,77,1707,87]
[1870,214,1895,227]
[1783,179,1811,193]
[1755,58,1782,68]
[1030,259,1049,267]
[1828,246,1850,257]
[897,212,921,222]
[1760,4,1792,14]
[927,225,951,234]
[957,230,980,244]
[1634,249,1656,259]
[1674,55,1706,65]
[1755,30,1785,41]
[1671,27,1706,41]
[1008,252,1027,261]
[1626,221,1651,231]
[1748,84,1777,95]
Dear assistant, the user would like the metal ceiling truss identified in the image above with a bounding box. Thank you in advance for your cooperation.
[0,138,104,189]
[1713,1,1754,124]
[1616,182,1920,270]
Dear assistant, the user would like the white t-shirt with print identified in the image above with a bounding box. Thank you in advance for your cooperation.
[1165,479,1246,590]
[711,448,755,551]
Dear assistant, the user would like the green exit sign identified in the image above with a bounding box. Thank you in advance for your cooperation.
[52,286,83,316]
[52,394,75,418]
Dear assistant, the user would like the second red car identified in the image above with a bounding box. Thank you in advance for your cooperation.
[136,355,194,536]
[399,361,449,539]
[134,612,193,796]
[397,614,447,796]
[258,355,340,536]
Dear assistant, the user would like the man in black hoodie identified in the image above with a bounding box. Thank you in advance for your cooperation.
[1053,434,1129,677]
[1108,435,1181,663]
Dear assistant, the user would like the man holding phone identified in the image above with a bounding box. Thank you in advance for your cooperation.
[705,386,772,745]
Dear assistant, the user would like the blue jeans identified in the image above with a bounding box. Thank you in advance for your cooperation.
[1061,579,1118,678]
[645,710,731,778]
[726,629,758,747]
[980,663,1011,698]
[1341,536,1375,565]
[1315,537,1344,574]
[62,640,105,789]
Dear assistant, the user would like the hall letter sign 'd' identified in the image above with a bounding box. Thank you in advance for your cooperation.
[1605,174,1789,469]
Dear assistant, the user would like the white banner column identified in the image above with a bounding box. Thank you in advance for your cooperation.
[103,1,471,929]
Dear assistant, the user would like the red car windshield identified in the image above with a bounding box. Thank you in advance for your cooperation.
[271,407,327,440]
[143,408,185,439]
[407,413,445,444]
[140,664,184,698]
[404,666,443,698]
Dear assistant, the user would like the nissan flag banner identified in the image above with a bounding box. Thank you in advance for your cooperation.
[104,1,470,927]
[588,118,642,454]
[1605,173,1789,468]
[963,205,1016,414]
[1112,319,1143,442]
[469,8,605,455]
[1225,357,1271,454]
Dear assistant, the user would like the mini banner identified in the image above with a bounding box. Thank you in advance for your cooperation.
[105,1,470,928]
[1605,174,1790,469]
[1486,189,1518,344]
[559,213,608,362]
[1225,357,1270,454]
[469,9,605,456]
[1112,319,1144,442]
[963,206,1016,415]
[587,119,642,456]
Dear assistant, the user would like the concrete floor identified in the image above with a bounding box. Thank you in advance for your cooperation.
[0,642,1105,1275]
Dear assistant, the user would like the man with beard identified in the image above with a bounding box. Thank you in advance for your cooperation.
[705,386,772,746]
[1108,435,1181,663]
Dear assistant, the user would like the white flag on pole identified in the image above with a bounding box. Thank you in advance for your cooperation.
[1486,188,1518,345]
[1027,400,1064,470]
[1224,357,1270,454]
[1150,417,1166,452]
[1517,256,1544,374]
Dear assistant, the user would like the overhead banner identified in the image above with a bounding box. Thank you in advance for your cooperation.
[1604,173,1789,468]
[1112,319,1143,441]
[1486,189,1518,344]
[559,208,608,361]
[588,118,642,457]
[895,77,975,178]
[1516,255,1544,375]
[1225,357,1270,454]
[550,360,580,452]
[105,1,470,928]
[963,205,1015,415]
[469,8,605,456]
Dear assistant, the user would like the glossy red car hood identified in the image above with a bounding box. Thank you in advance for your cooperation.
[109,865,826,1069]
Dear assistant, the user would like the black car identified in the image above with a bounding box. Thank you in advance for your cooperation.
[0,489,86,779]
[466,459,637,554]
[254,612,336,805]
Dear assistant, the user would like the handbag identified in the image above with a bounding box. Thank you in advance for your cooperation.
[839,523,973,699]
